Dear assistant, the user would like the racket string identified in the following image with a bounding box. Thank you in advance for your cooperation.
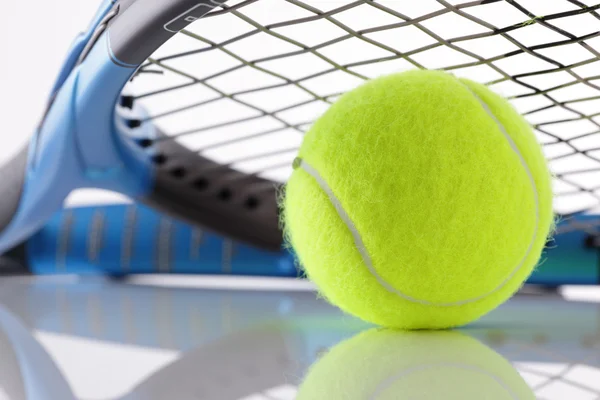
[120,0,600,221]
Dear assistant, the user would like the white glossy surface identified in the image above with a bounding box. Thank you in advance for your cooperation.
[0,276,598,399]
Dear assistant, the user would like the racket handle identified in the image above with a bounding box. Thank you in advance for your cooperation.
[25,204,298,277]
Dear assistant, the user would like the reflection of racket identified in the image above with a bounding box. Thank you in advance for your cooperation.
[0,304,305,400]
[0,306,77,400]
[0,204,598,285]
[0,300,341,400]
[1,1,600,269]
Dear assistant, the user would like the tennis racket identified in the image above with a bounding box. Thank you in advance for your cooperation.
[1,0,600,276]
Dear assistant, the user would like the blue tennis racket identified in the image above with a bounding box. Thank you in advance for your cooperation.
[0,0,599,285]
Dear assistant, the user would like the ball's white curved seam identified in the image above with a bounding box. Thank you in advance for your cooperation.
[368,363,520,400]
[296,85,539,306]
[462,84,540,301]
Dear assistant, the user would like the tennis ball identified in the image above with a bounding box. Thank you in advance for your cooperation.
[297,329,535,399]
[283,70,553,329]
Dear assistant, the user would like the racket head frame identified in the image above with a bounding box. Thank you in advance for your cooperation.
[0,0,282,254]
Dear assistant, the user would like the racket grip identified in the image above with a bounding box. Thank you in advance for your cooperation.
[0,146,29,236]
[24,204,298,277]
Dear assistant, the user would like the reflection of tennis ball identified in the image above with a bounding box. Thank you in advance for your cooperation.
[297,329,535,400]
[283,70,553,329]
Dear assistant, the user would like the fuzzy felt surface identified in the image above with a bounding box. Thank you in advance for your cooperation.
[296,329,535,399]
[283,70,554,330]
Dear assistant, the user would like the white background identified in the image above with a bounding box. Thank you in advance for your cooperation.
[0,1,99,165]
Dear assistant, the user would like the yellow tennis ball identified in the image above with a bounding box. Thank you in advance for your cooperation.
[283,70,553,330]
[297,329,535,399]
